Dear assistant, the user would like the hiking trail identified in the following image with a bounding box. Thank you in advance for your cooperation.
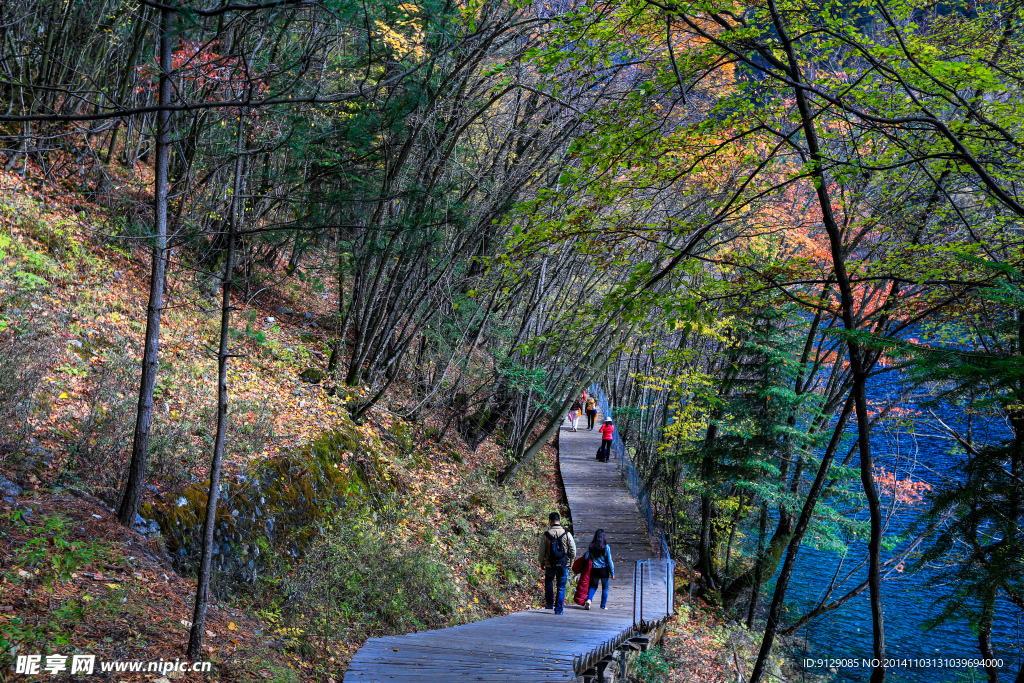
[343,403,674,682]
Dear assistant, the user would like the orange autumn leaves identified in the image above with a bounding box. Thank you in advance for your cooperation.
[873,465,932,507]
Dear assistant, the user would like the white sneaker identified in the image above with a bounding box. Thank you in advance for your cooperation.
[600,606,608,609]
[584,599,592,610]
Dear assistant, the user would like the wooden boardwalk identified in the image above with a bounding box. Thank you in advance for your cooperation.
[344,409,670,682]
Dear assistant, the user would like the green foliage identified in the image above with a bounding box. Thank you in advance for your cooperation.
[630,646,670,683]
[0,598,86,656]
[284,514,462,640]
[6,512,104,583]
[902,260,1024,630]
[0,197,105,293]
[460,478,544,590]
[679,302,825,513]
[0,512,101,660]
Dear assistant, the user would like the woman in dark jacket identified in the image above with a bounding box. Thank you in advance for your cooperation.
[583,529,614,610]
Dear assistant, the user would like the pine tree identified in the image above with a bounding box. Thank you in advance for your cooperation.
[911,264,1024,682]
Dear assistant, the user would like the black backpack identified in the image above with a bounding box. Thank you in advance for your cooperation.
[548,529,567,567]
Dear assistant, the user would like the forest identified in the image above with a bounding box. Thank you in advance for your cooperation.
[0,0,1023,681]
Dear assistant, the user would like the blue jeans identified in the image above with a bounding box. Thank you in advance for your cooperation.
[544,566,569,614]
[587,576,610,608]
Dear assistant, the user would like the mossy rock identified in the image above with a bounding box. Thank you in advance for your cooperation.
[299,368,324,384]
[152,421,392,585]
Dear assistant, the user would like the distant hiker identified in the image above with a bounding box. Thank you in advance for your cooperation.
[585,397,597,430]
[581,390,588,404]
[598,418,614,461]
[583,529,614,610]
[538,511,577,614]
[568,399,582,432]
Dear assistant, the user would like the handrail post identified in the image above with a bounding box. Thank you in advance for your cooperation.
[632,560,637,628]
[672,560,676,613]
[639,560,644,625]
[665,558,670,618]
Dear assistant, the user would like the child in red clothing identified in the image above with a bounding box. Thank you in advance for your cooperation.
[598,418,614,461]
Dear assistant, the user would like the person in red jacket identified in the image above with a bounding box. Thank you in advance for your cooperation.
[598,418,614,462]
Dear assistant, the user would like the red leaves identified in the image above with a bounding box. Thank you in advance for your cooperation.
[135,41,270,101]
[873,465,931,506]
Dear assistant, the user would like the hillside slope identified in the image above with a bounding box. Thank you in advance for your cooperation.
[0,168,566,681]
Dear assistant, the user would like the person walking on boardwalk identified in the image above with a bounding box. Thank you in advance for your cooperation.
[568,398,582,432]
[583,529,615,610]
[584,396,597,430]
[598,418,614,461]
[538,512,576,614]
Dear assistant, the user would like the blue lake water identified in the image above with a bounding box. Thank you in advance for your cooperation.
[782,390,1023,681]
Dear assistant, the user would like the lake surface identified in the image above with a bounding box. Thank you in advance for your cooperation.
[783,386,1023,682]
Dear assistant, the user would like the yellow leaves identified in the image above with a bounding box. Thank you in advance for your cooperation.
[373,19,426,61]
[228,621,238,631]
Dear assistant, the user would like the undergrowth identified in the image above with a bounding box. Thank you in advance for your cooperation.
[0,511,111,659]
[631,647,671,683]
[285,514,463,643]
[0,187,564,681]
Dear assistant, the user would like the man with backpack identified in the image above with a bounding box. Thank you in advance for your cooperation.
[538,511,577,614]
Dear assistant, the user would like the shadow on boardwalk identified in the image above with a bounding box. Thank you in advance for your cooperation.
[344,411,669,682]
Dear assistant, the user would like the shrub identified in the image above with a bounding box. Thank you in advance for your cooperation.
[8,512,104,583]
[0,511,108,662]
[65,349,277,502]
[631,647,671,683]
[153,425,381,591]
[283,516,461,646]
[64,351,208,500]
[0,328,54,441]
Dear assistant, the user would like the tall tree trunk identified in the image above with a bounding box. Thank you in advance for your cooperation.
[748,393,855,683]
[745,502,767,629]
[117,5,173,528]
[979,585,1000,683]
[187,110,245,660]
[698,493,717,592]
[751,5,886,681]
